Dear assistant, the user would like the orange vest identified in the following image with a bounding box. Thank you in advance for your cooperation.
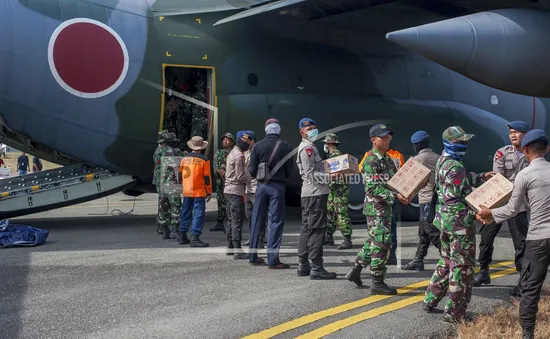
[387,149,405,169]
[359,148,404,173]
[179,153,213,198]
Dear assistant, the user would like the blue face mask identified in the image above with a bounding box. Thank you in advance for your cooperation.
[443,139,467,160]
[306,128,318,140]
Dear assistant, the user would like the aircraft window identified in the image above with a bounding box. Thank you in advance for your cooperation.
[490,95,499,106]
[248,73,258,86]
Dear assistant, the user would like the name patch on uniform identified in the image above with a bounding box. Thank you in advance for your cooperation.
[305,146,313,157]
[494,150,504,160]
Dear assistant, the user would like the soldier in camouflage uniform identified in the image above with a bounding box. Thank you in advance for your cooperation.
[211,132,234,232]
[158,145,184,240]
[422,126,495,323]
[345,124,408,295]
[153,130,181,239]
[322,133,353,250]
[153,130,174,235]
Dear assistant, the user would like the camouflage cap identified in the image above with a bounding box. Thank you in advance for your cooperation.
[157,130,179,144]
[442,126,475,143]
[322,133,340,144]
[221,132,234,142]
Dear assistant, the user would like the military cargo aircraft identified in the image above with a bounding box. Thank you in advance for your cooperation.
[0,0,548,221]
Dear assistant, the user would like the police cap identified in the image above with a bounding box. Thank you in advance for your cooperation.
[507,121,530,133]
[521,129,548,147]
[245,130,256,140]
[369,124,393,138]
[410,130,429,144]
[236,130,251,140]
[299,118,316,129]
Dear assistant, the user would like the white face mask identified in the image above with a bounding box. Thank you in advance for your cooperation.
[323,145,329,153]
[306,128,318,140]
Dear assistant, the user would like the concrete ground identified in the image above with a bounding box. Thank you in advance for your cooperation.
[0,193,543,339]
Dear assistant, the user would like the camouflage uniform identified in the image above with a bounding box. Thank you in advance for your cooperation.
[357,148,397,276]
[212,133,234,231]
[345,123,399,295]
[158,147,184,239]
[153,130,172,235]
[423,126,486,322]
[154,131,181,238]
[191,77,209,140]
[323,133,353,250]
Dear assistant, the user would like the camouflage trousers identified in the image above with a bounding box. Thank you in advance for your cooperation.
[357,215,392,277]
[158,193,182,233]
[327,192,352,236]
[424,228,476,318]
[216,179,226,222]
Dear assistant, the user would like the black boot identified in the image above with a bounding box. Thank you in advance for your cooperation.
[297,257,311,276]
[387,246,397,265]
[472,266,491,286]
[210,221,225,232]
[401,257,424,271]
[178,232,190,245]
[233,241,249,260]
[370,275,397,295]
[325,232,334,245]
[310,260,337,280]
[338,235,353,250]
[162,226,170,240]
[522,327,534,339]
[345,260,364,287]
[226,238,234,255]
[190,234,209,247]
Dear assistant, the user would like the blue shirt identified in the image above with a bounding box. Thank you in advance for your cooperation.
[17,155,29,170]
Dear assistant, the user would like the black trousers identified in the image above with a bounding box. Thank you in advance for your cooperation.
[519,238,550,331]
[414,203,442,259]
[225,193,245,245]
[478,211,529,271]
[298,194,328,264]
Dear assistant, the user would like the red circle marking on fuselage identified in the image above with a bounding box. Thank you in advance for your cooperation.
[52,21,125,94]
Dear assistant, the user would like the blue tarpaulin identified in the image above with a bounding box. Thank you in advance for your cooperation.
[0,219,49,248]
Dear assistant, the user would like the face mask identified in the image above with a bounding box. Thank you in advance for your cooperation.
[306,129,318,140]
[323,145,329,153]
[237,139,249,151]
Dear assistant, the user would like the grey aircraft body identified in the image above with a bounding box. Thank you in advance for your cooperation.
[0,0,549,221]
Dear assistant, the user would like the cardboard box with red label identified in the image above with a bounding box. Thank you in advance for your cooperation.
[388,158,431,201]
[465,173,513,212]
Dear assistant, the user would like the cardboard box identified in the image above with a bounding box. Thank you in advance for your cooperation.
[465,173,513,212]
[322,154,360,174]
[387,158,431,201]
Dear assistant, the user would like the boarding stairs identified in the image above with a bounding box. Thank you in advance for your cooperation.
[0,164,136,218]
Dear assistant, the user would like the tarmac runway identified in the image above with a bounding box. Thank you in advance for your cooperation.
[0,193,540,339]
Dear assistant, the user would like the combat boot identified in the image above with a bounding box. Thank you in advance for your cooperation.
[297,257,311,276]
[310,261,337,280]
[162,226,170,240]
[522,327,534,339]
[233,241,249,260]
[210,221,225,232]
[472,265,491,286]
[190,235,209,247]
[401,257,424,271]
[178,232,190,245]
[345,260,364,287]
[370,275,397,295]
[325,232,335,245]
[338,235,353,250]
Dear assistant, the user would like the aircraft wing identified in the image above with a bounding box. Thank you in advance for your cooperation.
[150,0,271,16]
[213,0,307,26]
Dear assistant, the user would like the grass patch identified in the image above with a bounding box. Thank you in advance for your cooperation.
[451,286,550,338]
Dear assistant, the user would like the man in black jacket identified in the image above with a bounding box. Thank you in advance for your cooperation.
[247,118,294,268]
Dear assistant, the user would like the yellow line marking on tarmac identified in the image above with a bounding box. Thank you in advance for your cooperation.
[294,265,518,339]
[241,261,514,339]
